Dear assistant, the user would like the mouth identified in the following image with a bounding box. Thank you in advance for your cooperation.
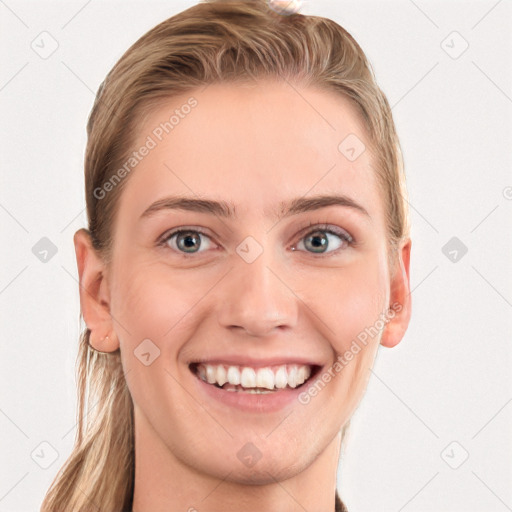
[189,362,322,394]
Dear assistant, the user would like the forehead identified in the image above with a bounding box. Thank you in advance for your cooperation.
[117,80,384,225]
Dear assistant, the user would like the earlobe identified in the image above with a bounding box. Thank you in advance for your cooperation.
[73,228,120,353]
[380,238,412,349]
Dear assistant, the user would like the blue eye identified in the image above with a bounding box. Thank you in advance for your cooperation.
[161,229,213,254]
[293,224,353,255]
[159,223,354,256]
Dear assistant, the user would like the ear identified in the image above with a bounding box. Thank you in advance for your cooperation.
[73,228,119,352]
[380,238,412,348]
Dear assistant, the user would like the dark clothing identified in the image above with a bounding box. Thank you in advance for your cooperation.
[335,491,348,512]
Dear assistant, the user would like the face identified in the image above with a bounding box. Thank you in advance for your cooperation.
[79,80,411,484]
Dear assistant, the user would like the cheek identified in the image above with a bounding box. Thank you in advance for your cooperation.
[110,262,207,416]
[112,261,215,351]
[302,254,390,354]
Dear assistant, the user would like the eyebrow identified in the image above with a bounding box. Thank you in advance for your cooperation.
[139,194,370,221]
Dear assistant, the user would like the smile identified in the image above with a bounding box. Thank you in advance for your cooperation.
[190,362,319,394]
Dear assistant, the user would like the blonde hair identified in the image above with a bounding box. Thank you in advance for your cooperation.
[41,1,409,510]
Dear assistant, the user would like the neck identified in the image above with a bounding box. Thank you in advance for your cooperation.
[132,409,342,512]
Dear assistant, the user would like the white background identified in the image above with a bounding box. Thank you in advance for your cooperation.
[1,1,511,511]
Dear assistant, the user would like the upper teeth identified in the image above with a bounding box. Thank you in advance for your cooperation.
[196,363,312,390]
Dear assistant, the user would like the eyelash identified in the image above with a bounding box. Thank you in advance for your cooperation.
[158,222,355,258]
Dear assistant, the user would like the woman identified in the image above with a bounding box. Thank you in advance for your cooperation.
[41,1,411,510]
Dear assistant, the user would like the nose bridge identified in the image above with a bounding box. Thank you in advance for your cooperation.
[216,243,297,336]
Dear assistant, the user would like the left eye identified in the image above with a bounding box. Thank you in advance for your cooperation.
[293,226,353,255]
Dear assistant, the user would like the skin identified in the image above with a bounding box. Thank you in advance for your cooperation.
[74,80,411,512]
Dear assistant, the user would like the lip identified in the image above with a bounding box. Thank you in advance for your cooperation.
[189,362,322,413]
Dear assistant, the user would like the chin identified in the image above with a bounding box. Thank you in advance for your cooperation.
[198,445,314,485]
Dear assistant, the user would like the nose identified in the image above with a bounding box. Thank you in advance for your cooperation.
[216,251,298,337]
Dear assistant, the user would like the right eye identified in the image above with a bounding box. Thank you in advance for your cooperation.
[159,228,216,255]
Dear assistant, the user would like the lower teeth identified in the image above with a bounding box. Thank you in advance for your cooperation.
[217,383,277,393]
[227,388,275,394]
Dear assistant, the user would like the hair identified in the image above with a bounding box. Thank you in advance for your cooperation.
[41,1,409,510]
